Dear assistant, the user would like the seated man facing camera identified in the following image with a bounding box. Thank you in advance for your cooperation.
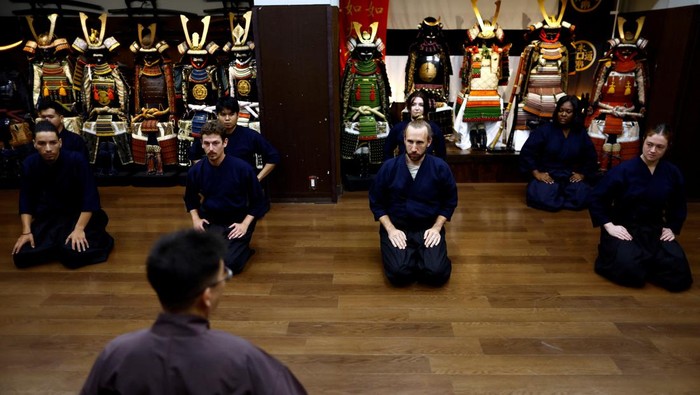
[81,230,307,394]
[370,119,458,287]
[184,121,267,274]
[12,120,113,269]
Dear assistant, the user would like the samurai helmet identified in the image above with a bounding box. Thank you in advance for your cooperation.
[418,16,443,41]
[539,0,568,29]
[347,21,385,54]
[24,13,69,55]
[72,13,120,54]
[223,11,255,53]
[615,16,648,49]
[178,15,219,56]
[130,23,169,54]
[468,0,504,41]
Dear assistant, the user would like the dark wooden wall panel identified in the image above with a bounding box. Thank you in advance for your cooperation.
[254,6,340,202]
[643,5,700,199]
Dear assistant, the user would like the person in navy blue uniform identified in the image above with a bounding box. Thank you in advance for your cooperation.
[12,120,113,268]
[81,230,307,395]
[519,95,598,211]
[589,123,692,292]
[37,100,89,159]
[384,90,447,161]
[184,121,267,274]
[370,119,457,286]
[189,96,279,182]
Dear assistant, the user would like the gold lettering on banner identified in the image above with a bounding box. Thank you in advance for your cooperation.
[574,40,597,71]
[366,1,384,18]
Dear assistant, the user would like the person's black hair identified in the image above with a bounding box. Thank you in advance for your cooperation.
[553,95,583,130]
[34,120,59,138]
[406,90,434,115]
[216,96,240,115]
[146,230,227,312]
[36,99,66,116]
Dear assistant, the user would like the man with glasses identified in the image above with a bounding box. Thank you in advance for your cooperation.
[81,230,307,394]
[184,121,267,274]
[189,96,279,182]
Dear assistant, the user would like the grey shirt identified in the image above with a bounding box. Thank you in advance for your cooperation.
[81,313,307,395]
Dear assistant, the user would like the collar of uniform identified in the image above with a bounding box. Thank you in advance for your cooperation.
[152,312,210,336]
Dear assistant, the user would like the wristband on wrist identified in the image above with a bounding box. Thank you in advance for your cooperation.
[21,232,31,235]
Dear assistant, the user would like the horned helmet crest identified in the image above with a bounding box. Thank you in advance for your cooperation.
[130,23,169,54]
[178,15,219,56]
[468,0,505,42]
[72,13,120,54]
[24,13,69,56]
[224,11,254,53]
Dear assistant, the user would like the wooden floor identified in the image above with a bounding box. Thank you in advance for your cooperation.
[0,184,699,394]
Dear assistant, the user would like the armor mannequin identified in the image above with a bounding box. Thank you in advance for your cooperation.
[405,17,453,135]
[1,40,32,179]
[505,0,576,151]
[24,14,82,134]
[454,0,511,150]
[130,23,178,175]
[72,13,132,176]
[341,22,391,183]
[174,15,219,167]
[586,16,649,171]
[221,11,259,132]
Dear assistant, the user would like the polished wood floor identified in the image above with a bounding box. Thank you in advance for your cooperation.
[0,184,699,394]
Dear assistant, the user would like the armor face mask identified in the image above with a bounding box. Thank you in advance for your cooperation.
[419,17,442,42]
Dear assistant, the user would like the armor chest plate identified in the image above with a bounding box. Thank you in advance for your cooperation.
[91,76,118,107]
[187,68,215,104]
[602,71,637,102]
[139,73,167,108]
[351,75,381,107]
[39,62,75,104]
[414,54,444,84]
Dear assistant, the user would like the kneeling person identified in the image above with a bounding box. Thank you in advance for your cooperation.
[184,121,267,274]
[369,120,458,286]
[12,120,114,269]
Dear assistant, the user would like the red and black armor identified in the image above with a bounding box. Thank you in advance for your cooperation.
[130,23,178,174]
[586,16,649,171]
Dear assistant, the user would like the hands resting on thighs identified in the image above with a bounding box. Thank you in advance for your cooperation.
[387,228,441,249]
[604,222,675,242]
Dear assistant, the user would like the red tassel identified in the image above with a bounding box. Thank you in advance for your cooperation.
[107,87,115,100]
[370,86,375,101]
[93,86,99,100]
[355,85,361,101]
